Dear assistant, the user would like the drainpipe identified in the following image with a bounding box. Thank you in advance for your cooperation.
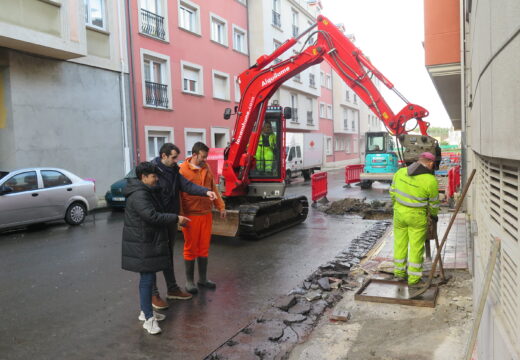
[117,0,131,173]
[125,0,141,163]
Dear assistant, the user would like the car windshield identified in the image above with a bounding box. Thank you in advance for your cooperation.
[124,168,136,179]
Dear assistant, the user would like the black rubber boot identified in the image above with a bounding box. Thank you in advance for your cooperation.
[197,257,216,289]
[184,260,198,294]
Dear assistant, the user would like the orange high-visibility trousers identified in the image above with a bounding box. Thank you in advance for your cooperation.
[182,213,213,260]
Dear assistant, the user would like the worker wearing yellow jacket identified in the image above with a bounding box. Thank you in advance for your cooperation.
[389,152,439,287]
[256,122,277,173]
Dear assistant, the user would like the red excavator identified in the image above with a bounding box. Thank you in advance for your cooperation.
[209,15,439,238]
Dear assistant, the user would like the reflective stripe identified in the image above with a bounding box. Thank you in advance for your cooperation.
[394,258,406,263]
[394,264,406,270]
[408,262,423,268]
[407,270,423,276]
[429,195,439,201]
[396,198,427,208]
[430,203,440,208]
[393,188,428,201]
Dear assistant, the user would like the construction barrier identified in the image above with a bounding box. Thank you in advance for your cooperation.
[311,171,328,202]
[345,164,364,184]
[447,165,461,198]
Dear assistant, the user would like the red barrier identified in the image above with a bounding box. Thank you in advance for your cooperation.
[447,165,461,198]
[311,172,328,202]
[345,164,364,184]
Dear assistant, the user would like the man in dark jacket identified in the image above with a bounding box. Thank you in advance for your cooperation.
[122,162,190,335]
[150,143,217,308]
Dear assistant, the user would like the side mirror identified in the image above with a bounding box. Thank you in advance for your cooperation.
[0,185,13,195]
[283,107,292,120]
[223,108,232,120]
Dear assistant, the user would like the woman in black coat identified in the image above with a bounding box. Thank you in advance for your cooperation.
[122,162,189,335]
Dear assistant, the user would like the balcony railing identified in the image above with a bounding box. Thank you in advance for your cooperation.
[145,81,168,108]
[292,25,299,37]
[272,10,281,27]
[140,9,166,40]
[307,111,313,125]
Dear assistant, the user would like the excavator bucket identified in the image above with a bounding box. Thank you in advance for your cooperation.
[211,209,240,237]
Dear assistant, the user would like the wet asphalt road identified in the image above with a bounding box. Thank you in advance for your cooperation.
[0,169,389,360]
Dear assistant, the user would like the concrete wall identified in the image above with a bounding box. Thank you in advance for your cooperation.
[0,50,128,197]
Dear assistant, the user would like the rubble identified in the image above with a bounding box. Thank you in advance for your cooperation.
[316,198,393,219]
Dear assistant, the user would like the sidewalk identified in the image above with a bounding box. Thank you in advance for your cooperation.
[288,213,474,360]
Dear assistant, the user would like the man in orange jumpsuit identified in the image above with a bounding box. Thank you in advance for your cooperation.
[179,142,226,294]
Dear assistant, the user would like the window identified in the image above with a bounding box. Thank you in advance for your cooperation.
[42,170,72,188]
[343,108,348,129]
[85,0,106,30]
[354,94,358,104]
[353,138,358,154]
[185,129,206,156]
[4,171,38,193]
[320,71,325,87]
[142,51,171,108]
[212,70,230,101]
[290,93,298,122]
[140,0,166,40]
[309,73,316,88]
[292,10,299,37]
[272,0,281,27]
[319,103,325,118]
[326,74,332,89]
[233,25,247,54]
[352,111,356,131]
[181,61,203,95]
[179,0,200,34]
[211,127,230,148]
[273,39,282,63]
[326,105,332,119]
[306,97,313,125]
[334,136,339,151]
[325,136,332,155]
[346,137,351,153]
[210,13,227,46]
[146,128,173,160]
[346,90,350,102]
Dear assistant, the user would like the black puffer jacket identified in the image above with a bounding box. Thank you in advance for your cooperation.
[151,157,209,214]
[121,179,178,273]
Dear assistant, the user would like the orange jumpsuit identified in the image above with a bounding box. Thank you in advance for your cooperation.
[179,158,225,260]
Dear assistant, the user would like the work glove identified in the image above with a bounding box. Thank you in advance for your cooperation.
[430,215,439,223]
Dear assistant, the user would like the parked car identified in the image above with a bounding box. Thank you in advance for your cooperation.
[0,168,97,230]
[105,168,135,209]
[105,161,184,210]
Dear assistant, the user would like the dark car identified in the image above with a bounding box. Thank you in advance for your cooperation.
[105,168,135,209]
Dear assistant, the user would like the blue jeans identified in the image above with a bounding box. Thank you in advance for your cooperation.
[139,272,156,320]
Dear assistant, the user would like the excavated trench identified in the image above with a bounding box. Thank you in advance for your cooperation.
[316,198,393,220]
[205,221,391,360]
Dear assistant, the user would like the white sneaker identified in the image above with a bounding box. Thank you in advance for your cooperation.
[138,311,166,321]
[143,316,162,335]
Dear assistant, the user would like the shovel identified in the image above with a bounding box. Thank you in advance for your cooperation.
[409,168,476,299]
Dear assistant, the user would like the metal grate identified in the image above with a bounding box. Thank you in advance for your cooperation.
[140,9,166,40]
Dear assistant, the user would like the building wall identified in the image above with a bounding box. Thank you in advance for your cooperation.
[0,50,127,196]
[464,0,520,358]
[424,0,460,66]
[130,0,248,161]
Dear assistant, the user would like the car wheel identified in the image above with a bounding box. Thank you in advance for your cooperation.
[65,202,87,225]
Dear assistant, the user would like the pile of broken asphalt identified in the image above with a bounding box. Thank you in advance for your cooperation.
[316,198,393,220]
[205,221,391,360]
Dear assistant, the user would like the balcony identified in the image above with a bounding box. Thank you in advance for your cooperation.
[272,11,281,27]
[140,9,166,40]
[306,111,313,125]
[424,0,461,129]
[145,81,169,108]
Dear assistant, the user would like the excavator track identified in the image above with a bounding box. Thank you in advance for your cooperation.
[237,195,309,239]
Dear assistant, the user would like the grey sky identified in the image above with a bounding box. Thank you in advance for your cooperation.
[320,0,453,129]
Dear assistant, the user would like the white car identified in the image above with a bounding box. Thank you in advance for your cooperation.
[0,168,97,230]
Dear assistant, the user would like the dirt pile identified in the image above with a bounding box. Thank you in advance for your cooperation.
[318,198,393,219]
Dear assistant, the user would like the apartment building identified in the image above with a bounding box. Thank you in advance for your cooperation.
[248,0,320,135]
[425,0,520,358]
[0,0,130,196]
[127,0,249,162]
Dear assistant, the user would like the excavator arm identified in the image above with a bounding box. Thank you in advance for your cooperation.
[222,15,431,197]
